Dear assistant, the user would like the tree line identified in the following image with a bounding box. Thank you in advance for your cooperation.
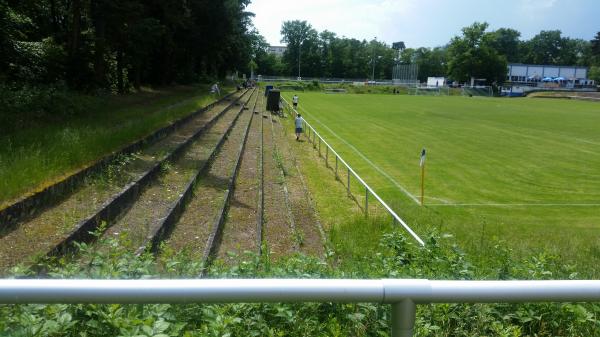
[254,20,600,84]
[2,3,599,91]
[0,0,255,93]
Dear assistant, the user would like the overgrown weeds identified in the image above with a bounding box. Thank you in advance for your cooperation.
[0,85,221,205]
[3,227,598,336]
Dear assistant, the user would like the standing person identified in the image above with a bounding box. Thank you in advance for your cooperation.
[211,82,221,97]
[292,94,299,109]
[295,113,303,141]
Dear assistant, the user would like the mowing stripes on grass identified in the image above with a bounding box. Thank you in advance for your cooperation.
[285,92,600,275]
[297,105,420,205]
[428,203,600,207]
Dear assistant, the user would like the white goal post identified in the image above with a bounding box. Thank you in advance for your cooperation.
[409,86,450,96]
[461,86,493,97]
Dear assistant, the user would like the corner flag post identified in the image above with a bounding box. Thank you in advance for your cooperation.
[420,148,426,206]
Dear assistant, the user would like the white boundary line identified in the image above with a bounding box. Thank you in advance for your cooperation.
[427,203,600,207]
[297,105,420,205]
[281,98,425,245]
[296,97,600,209]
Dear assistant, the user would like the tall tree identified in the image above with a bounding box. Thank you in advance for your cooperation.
[280,20,318,78]
[523,30,578,65]
[484,28,521,63]
[400,47,447,82]
[91,0,108,88]
[591,32,600,63]
[447,22,507,84]
[589,32,600,82]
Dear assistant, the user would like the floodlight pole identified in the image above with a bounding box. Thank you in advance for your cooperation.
[298,42,301,80]
[372,55,382,82]
[371,37,376,81]
[372,60,376,82]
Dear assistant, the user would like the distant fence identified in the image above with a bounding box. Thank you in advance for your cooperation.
[259,76,395,85]
[2,278,600,337]
[280,97,425,246]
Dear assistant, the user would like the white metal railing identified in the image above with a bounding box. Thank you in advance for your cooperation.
[2,278,600,337]
[280,97,425,246]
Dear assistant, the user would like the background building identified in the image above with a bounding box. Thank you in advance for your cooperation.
[268,45,287,57]
[506,64,591,87]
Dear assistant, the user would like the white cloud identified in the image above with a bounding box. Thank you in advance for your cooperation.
[247,0,598,48]
[247,0,417,46]
[520,0,558,10]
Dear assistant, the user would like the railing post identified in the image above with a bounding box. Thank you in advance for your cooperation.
[335,156,338,179]
[318,137,321,156]
[391,299,416,337]
[325,146,329,167]
[347,167,351,195]
[365,187,369,217]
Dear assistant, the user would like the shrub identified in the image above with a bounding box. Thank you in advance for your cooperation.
[2,229,599,336]
[0,84,95,131]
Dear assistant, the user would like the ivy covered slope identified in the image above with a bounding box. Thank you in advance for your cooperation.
[2,224,598,337]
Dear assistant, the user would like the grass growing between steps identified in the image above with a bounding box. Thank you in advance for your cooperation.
[1,112,598,336]
[0,85,231,207]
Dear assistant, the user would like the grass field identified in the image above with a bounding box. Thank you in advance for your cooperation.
[284,92,600,275]
[0,85,228,207]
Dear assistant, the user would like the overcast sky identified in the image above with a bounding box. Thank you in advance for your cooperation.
[247,0,600,48]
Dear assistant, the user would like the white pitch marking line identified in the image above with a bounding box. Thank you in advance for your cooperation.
[427,203,600,207]
[480,124,597,155]
[416,195,453,204]
[297,105,420,204]
[297,101,600,209]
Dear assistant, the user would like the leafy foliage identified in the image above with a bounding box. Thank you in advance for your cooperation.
[1,0,254,91]
[272,20,598,85]
[447,22,507,84]
[2,227,599,336]
[277,20,397,80]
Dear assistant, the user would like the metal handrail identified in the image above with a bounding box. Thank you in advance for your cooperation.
[281,97,424,246]
[2,278,599,337]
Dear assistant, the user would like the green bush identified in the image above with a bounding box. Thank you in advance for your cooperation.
[2,228,598,336]
[0,84,95,130]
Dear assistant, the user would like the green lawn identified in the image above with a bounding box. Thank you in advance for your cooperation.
[284,92,600,275]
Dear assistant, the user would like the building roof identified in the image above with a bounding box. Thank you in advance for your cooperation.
[508,63,588,70]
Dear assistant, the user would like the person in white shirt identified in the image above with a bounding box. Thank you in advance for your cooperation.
[211,83,220,96]
[294,113,303,141]
[292,94,299,109]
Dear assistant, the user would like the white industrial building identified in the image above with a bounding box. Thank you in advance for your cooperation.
[267,45,287,57]
[506,63,590,84]
[502,63,595,96]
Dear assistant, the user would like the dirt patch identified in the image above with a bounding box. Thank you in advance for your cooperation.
[529,91,600,101]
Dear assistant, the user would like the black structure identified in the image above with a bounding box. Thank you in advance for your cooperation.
[266,89,281,112]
